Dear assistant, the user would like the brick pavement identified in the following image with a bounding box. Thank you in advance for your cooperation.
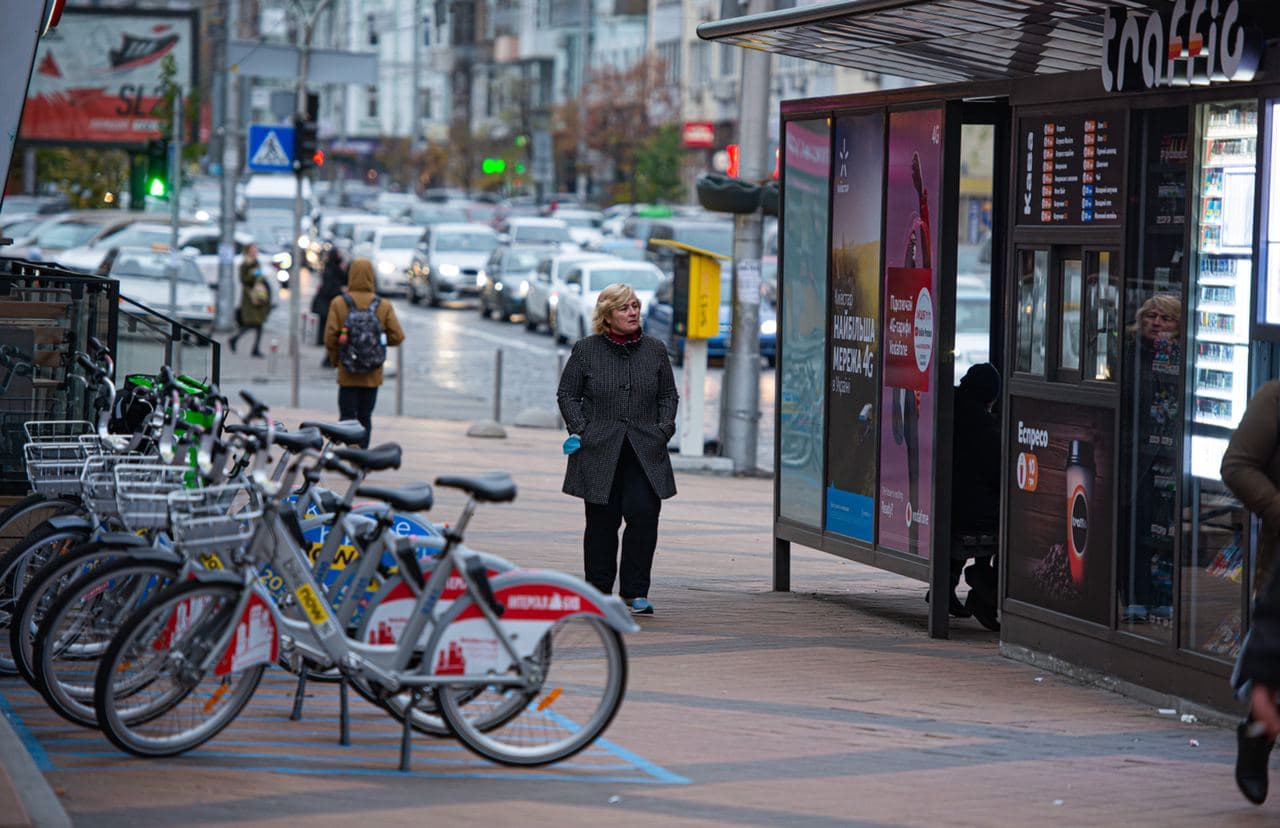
[0,408,1273,825]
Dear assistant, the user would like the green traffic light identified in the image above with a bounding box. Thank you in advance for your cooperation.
[147,177,167,197]
[481,158,506,175]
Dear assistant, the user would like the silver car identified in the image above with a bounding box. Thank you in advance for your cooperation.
[408,222,498,306]
[525,251,609,333]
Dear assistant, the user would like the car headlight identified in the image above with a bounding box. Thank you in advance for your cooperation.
[438,263,460,277]
[476,271,487,286]
[518,280,529,297]
[297,234,311,249]
[494,281,504,292]
[378,260,396,275]
[548,294,559,308]
[760,319,777,336]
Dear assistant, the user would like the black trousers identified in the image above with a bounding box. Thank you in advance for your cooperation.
[583,438,661,600]
[229,323,263,354]
[338,386,378,449]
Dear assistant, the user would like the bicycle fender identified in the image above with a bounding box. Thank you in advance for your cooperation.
[94,531,151,548]
[359,549,514,646]
[424,570,638,677]
[46,514,93,533]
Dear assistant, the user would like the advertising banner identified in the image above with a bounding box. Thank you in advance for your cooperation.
[878,108,942,556]
[778,118,831,528]
[1006,396,1114,625]
[825,112,883,542]
[19,9,196,145]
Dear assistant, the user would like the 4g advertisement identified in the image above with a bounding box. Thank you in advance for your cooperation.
[1006,396,1115,625]
[20,8,196,144]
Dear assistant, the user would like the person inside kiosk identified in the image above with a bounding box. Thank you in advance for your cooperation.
[939,362,1002,630]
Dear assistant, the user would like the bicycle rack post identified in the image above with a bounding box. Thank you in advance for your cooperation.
[492,348,503,423]
[338,677,351,746]
[399,689,422,771]
[289,670,308,721]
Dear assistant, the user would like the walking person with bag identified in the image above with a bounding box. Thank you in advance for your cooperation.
[323,257,404,448]
[228,243,271,358]
[313,246,349,364]
[557,283,678,616]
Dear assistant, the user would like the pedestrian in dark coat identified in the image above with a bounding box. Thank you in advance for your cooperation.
[312,246,348,354]
[557,282,678,615]
[323,258,405,448]
[229,243,270,358]
[1223,380,1280,804]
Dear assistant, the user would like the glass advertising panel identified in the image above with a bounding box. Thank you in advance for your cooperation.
[825,112,884,542]
[1086,251,1119,381]
[1180,100,1258,661]
[1265,100,1280,326]
[778,118,831,528]
[1120,107,1187,642]
[1007,397,1115,625]
[878,108,942,556]
[1015,249,1049,375]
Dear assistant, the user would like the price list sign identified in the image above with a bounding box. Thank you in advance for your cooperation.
[1018,113,1125,226]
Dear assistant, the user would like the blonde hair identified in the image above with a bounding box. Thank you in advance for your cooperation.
[591,283,640,335]
[1129,292,1181,338]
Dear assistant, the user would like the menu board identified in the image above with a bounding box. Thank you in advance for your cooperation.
[1018,113,1126,226]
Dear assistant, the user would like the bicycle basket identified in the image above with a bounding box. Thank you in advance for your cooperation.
[79,453,147,518]
[166,482,264,556]
[114,463,192,531]
[23,420,94,443]
[24,441,92,496]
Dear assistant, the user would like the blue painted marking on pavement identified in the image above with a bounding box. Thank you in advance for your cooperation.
[542,707,691,784]
[0,692,53,772]
[57,761,673,785]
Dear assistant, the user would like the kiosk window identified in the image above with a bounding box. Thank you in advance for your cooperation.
[1060,257,1083,372]
[1016,249,1048,375]
[1086,251,1118,381]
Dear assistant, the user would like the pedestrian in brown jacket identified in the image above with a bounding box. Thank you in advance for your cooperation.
[1221,380,1280,595]
[323,257,405,448]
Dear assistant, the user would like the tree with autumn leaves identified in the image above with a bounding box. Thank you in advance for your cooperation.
[554,54,684,204]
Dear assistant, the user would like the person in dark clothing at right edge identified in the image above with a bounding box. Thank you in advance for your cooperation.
[312,246,348,364]
[946,362,1002,631]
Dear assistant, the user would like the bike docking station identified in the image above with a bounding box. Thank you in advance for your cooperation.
[651,240,734,474]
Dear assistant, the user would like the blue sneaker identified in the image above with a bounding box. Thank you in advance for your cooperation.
[628,597,654,615]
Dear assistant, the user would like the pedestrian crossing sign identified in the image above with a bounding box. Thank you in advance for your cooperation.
[247,124,295,172]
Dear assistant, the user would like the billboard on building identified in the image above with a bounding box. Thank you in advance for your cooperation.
[18,8,197,145]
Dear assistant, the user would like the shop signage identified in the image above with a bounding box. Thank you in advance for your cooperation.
[1102,0,1264,92]
[681,121,715,148]
[1018,113,1125,227]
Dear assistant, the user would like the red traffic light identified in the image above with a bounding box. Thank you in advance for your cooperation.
[727,143,740,178]
[312,149,325,167]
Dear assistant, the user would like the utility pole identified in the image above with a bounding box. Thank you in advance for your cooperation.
[216,0,239,332]
[167,89,184,323]
[290,0,332,409]
[410,0,423,155]
[722,0,772,473]
[574,0,590,201]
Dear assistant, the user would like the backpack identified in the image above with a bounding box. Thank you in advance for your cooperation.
[339,294,387,373]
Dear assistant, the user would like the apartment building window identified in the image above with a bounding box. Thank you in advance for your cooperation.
[718,43,735,77]
[657,41,681,87]
[366,85,378,118]
[691,41,710,87]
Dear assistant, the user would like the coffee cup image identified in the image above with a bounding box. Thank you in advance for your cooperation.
[1065,440,1094,586]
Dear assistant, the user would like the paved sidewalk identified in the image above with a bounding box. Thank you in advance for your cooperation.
[0,408,1271,825]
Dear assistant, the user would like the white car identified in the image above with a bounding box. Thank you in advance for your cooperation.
[353,225,424,295]
[525,251,609,333]
[548,208,605,248]
[554,259,664,345]
[500,216,576,249]
[954,275,992,377]
[59,222,253,287]
[408,222,498,306]
[108,246,218,330]
[319,211,388,247]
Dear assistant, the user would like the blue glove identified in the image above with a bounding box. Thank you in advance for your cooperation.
[563,434,581,455]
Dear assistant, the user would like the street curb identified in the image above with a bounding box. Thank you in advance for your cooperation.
[1001,642,1239,728]
[0,701,71,828]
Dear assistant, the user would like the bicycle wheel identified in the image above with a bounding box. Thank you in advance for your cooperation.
[437,614,627,766]
[95,580,265,757]
[34,560,179,727]
[10,542,119,690]
[0,521,92,675]
[0,495,80,558]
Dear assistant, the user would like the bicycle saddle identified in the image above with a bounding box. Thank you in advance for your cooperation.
[333,442,402,471]
[355,482,433,513]
[300,419,367,446]
[271,427,324,454]
[435,473,517,503]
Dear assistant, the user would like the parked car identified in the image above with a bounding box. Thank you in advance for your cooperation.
[107,246,217,330]
[645,273,777,367]
[407,222,498,306]
[16,210,145,262]
[478,245,547,321]
[500,216,575,249]
[0,213,46,246]
[525,251,609,333]
[58,221,249,282]
[553,259,664,345]
[353,225,424,296]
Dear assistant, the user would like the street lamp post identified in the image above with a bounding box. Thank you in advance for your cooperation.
[289,0,332,408]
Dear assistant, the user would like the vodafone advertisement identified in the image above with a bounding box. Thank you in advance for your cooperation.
[878,108,941,557]
[19,8,195,145]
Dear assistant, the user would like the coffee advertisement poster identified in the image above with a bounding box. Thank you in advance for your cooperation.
[1006,396,1115,625]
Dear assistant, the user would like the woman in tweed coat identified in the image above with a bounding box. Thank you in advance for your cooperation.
[556,283,679,615]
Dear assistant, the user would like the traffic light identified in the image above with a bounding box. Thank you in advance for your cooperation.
[295,116,320,172]
[481,157,506,175]
[145,139,168,199]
